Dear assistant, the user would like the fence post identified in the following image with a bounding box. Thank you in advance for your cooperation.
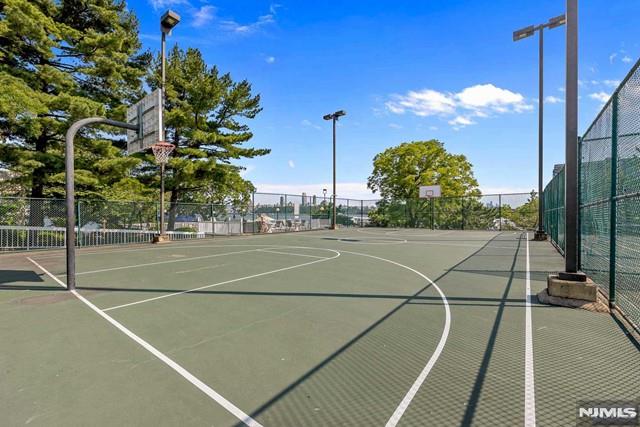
[252,193,256,234]
[498,194,502,231]
[430,198,435,230]
[76,200,81,247]
[609,93,618,308]
[461,198,465,230]
[210,203,215,238]
[360,200,364,227]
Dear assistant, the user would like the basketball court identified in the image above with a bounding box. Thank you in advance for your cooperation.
[2,229,638,426]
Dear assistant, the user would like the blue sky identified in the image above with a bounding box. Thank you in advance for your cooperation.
[130,0,640,198]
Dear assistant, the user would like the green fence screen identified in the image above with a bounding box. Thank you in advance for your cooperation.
[543,58,640,330]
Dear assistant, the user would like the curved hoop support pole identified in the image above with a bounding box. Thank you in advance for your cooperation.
[65,117,138,290]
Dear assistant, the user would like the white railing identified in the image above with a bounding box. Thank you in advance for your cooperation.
[0,225,205,250]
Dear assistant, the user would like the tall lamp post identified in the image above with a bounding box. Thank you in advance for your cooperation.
[157,10,180,241]
[561,0,583,280]
[323,110,346,230]
[513,13,565,241]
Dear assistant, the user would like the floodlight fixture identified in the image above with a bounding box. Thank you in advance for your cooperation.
[323,110,347,121]
[161,10,181,34]
[548,14,566,29]
[513,25,535,41]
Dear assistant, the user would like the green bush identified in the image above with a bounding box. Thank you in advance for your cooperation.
[174,226,198,233]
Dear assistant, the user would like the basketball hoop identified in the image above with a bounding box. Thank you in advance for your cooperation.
[151,141,175,165]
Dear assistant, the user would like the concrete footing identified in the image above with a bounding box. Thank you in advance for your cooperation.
[533,231,548,241]
[152,234,170,244]
[547,274,597,301]
[537,288,610,313]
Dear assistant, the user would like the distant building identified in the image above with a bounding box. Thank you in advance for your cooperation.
[553,164,565,176]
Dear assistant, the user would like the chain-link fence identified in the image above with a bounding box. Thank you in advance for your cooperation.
[1,190,539,251]
[366,193,537,231]
[543,58,640,330]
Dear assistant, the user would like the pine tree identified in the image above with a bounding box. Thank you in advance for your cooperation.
[141,46,270,229]
[0,0,149,221]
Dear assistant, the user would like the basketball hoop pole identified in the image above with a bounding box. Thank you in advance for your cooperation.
[160,162,165,235]
[65,117,138,290]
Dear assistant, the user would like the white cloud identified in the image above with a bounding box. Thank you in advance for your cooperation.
[220,13,275,34]
[193,6,216,28]
[622,56,633,64]
[609,53,618,63]
[255,182,375,199]
[558,87,565,93]
[455,84,530,112]
[589,92,611,103]
[386,83,531,129]
[148,0,187,10]
[388,123,402,129]
[288,160,295,168]
[385,89,456,116]
[603,79,620,88]
[448,116,475,127]
[429,126,438,131]
[265,56,276,64]
[269,3,282,15]
[544,96,564,104]
[301,119,321,130]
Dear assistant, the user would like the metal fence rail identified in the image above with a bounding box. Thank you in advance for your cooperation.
[1,191,538,251]
[543,57,640,330]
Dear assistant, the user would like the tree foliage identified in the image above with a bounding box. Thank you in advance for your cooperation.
[0,0,149,203]
[367,140,480,200]
[138,46,270,229]
[367,140,480,227]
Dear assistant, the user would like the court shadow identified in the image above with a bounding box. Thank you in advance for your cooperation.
[0,270,67,291]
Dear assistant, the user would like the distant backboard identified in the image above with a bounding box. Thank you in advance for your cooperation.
[419,185,441,199]
[127,89,162,154]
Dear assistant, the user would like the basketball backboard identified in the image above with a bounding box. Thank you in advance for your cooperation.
[419,185,442,199]
[126,89,162,154]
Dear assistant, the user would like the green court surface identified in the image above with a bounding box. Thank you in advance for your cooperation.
[1,229,639,426]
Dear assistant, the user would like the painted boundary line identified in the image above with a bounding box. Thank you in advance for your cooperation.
[26,257,263,427]
[524,233,536,426]
[339,251,451,427]
[102,249,341,312]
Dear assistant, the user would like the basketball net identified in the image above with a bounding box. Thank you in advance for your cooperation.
[151,141,175,165]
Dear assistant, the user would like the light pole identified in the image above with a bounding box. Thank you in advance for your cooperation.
[514,13,565,241]
[323,110,346,230]
[561,0,583,280]
[157,10,180,241]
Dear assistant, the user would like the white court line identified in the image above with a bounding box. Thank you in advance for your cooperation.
[257,249,330,259]
[339,250,451,427]
[407,241,520,250]
[76,248,263,276]
[26,257,263,427]
[524,233,536,426]
[103,249,341,312]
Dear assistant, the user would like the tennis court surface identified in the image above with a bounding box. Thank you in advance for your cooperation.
[2,229,639,426]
